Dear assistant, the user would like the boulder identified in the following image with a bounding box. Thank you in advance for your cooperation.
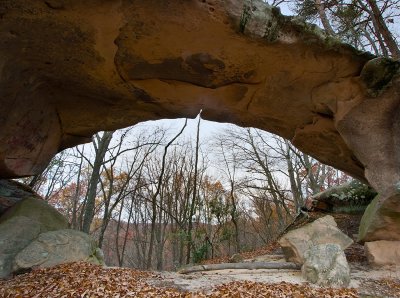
[364,240,400,266]
[13,229,100,272]
[279,215,353,264]
[0,180,41,215]
[302,243,350,287]
[358,189,400,242]
[0,185,104,277]
[0,197,68,232]
[88,247,105,266]
[0,216,41,278]
[305,180,376,213]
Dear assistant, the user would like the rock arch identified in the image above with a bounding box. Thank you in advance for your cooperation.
[1,0,399,241]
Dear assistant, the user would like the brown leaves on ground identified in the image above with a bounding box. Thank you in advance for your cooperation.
[0,262,364,298]
[201,241,281,265]
[358,278,400,298]
[344,243,367,263]
[239,242,282,260]
[0,262,160,298]
[205,281,358,298]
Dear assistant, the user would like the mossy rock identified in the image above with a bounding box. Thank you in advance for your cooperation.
[13,229,99,272]
[236,0,374,59]
[0,197,68,232]
[360,57,400,97]
[358,190,400,242]
[87,247,105,266]
[309,180,376,213]
[0,216,42,278]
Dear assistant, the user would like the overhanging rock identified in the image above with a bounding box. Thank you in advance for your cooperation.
[1,0,400,241]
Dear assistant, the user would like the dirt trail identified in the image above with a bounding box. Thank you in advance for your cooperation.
[148,255,400,297]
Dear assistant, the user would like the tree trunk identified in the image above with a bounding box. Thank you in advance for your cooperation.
[147,120,187,269]
[115,196,125,267]
[284,140,303,211]
[303,154,320,195]
[366,0,400,59]
[315,0,336,36]
[71,154,83,229]
[361,26,380,55]
[82,131,114,234]
[186,115,201,264]
[179,261,300,274]
[229,181,240,254]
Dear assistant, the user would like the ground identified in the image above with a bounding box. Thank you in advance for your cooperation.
[1,213,399,297]
[1,253,399,297]
[148,244,400,297]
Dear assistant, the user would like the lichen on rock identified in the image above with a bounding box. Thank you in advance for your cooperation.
[302,243,351,287]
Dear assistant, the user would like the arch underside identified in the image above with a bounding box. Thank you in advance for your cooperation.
[1,0,400,241]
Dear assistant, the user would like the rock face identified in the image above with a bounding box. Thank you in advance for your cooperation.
[364,240,400,266]
[279,216,353,264]
[0,180,41,215]
[0,197,68,232]
[358,188,400,242]
[0,216,41,278]
[1,1,400,241]
[0,196,103,277]
[13,229,100,272]
[302,244,350,287]
[0,0,389,181]
[0,196,68,277]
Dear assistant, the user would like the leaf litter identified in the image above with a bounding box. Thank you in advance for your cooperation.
[0,261,373,298]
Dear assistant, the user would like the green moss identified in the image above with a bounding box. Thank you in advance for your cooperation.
[87,247,105,266]
[358,191,400,242]
[360,57,400,97]
[0,198,68,232]
[262,6,283,42]
[239,4,252,33]
[315,180,376,212]
[333,205,370,214]
[235,2,375,60]
[332,180,376,205]
[358,194,379,241]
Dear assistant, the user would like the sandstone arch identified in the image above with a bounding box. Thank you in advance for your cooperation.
[1,0,399,241]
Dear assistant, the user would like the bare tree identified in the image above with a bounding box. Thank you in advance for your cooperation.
[146,119,187,269]
[82,131,114,234]
[294,0,400,58]
[186,114,202,264]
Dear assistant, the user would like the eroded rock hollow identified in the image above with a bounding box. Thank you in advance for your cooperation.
[1,0,399,241]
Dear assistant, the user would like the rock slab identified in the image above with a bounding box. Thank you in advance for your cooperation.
[0,180,41,215]
[305,180,376,213]
[358,189,400,242]
[279,215,353,264]
[365,240,400,266]
[0,197,104,277]
[302,243,351,287]
[0,216,41,278]
[0,197,68,232]
[13,229,98,272]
